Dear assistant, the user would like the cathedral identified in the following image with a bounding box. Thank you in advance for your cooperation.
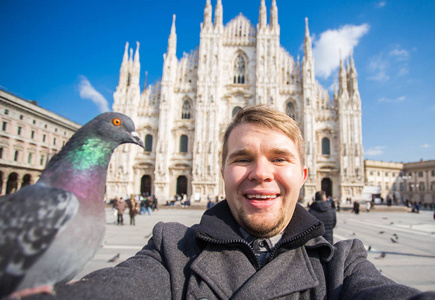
[107,0,365,203]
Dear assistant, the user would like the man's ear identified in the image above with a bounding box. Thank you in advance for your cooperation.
[301,165,308,185]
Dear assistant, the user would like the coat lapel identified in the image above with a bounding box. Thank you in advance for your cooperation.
[190,245,256,299]
[190,244,319,299]
[232,247,319,299]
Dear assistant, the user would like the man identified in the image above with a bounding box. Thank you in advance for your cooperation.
[308,191,336,244]
[28,105,432,299]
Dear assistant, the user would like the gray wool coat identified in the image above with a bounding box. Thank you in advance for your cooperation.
[27,201,433,300]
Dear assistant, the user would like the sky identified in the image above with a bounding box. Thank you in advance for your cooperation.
[0,0,434,163]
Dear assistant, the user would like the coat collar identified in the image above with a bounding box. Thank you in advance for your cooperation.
[196,201,326,244]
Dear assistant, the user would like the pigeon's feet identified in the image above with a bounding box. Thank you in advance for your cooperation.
[9,285,54,299]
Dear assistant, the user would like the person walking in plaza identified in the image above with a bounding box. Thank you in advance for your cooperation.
[115,197,127,225]
[128,197,139,225]
[144,196,152,215]
[352,200,360,214]
[27,105,433,299]
[151,194,159,211]
[308,191,337,244]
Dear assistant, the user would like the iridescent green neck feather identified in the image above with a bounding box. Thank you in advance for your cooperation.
[66,137,113,171]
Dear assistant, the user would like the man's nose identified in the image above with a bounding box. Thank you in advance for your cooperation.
[248,158,274,182]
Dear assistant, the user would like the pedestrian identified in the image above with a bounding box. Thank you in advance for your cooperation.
[152,194,159,211]
[144,196,152,215]
[308,191,337,244]
[128,197,139,225]
[352,200,360,214]
[206,198,215,209]
[115,197,127,225]
[41,105,432,299]
[366,201,371,212]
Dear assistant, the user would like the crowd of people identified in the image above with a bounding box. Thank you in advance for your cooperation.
[110,193,159,225]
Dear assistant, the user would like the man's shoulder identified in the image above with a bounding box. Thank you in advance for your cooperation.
[151,221,198,244]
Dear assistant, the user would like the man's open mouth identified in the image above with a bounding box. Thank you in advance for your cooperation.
[245,194,278,200]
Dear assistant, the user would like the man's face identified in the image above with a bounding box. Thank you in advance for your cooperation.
[222,123,307,238]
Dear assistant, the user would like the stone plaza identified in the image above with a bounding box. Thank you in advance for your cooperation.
[76,205,435,292]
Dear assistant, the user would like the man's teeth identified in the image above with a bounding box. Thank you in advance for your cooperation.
[246,194,277,200]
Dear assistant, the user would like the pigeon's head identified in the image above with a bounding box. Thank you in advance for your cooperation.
[86,112,144,149]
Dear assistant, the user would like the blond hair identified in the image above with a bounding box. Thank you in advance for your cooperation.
[222,105,305,167]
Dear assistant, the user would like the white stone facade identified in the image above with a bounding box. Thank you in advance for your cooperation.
[108,0,365,203]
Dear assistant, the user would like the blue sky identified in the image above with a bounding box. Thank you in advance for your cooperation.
[0,0,434,163]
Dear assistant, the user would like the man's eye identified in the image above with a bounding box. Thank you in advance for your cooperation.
[273,158,287,163]
[235,158,250,163]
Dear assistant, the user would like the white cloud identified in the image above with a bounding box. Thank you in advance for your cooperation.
[313,23,370,79]
[389,48,409,61]
[367,54,389,82]
[365,146,386,156]
[376,1,387,8]
[78,76,110,113]
[368,46,410,81]
[420,144,431,149]
[378,96,406,103]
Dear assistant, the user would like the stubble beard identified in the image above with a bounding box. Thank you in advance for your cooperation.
[237,205,288,238]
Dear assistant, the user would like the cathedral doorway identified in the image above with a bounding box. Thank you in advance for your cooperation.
[321,178,332,197]
[6,172,19,194]
[176,176,188,196]
[141,175,152,196]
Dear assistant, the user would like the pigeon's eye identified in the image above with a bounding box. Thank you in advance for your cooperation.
[112,118,122,126]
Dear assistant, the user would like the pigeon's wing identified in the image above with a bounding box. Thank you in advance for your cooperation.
[0,184,79,296]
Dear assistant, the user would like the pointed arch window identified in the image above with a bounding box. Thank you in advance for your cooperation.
[145,134,153,152]
[180,135,188,153]
[232,106,242,117]
[322,137,330,155]
[182,100,191,119]
[233,55,246,84]
[286,102,296,120]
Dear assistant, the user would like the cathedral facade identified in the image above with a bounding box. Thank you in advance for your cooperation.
[107,0,365,203]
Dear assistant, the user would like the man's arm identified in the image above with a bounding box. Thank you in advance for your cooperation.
[337,239,434,300]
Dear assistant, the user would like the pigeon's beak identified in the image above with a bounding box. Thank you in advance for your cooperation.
[130,131,145,149]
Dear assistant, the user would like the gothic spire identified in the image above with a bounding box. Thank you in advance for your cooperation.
[122,42,129,65]
[167,14,177,57]
[118,42,130,87]
[270,0,278,28]
[259,0,267,29]
[338,50,348,96]
[203,0,212,29]
[133,41,140,66]
[303,17,312,59]
[348,49,359,94]
[214,0,223,29]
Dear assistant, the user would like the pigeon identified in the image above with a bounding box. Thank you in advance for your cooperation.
[392,233,399,240]
[367,245,372,252]
[0,112,144,298]
[375,252,386,259]
[378,231,385,234]
[390,237,398,243]
[108,253,120,263]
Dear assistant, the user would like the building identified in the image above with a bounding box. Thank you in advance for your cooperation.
[364,159,435,205]
[402,160,435,205]
[364,160,404,203]
[108,0,365,202]
[0,89,80,195]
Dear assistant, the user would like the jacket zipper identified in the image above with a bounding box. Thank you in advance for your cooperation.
[196,233,261,269]
[267,222,322,263]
